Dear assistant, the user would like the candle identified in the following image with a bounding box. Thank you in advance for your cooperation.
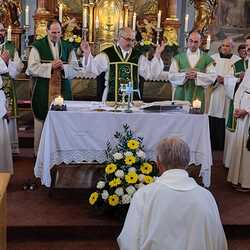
[95,16,99,29]
[119,16,123,29]
[192,99,201,109]
[124,9,128,27]
[59,4,63,23]
[157,10,162,29]
[25,5,29,26]
[83,8,88,28]
[132,12,136,31]
[54,95,64,106]
[7,26,11,41]
[184,14,189,32]
[206,34,211,50]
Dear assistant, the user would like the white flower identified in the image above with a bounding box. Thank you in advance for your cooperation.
[136,150,145,159]
[128,167,136,172]
[138,174,145,182]
[122,194,131,204]
[69,37,74,42]
[101,190,109,200]
[126,185,136,195]
[96,181,106,189]
[113,152,123,160]
[115,170,125,178]
[136,183,145,189]
[115,187,124,196]
[124,151,133,157]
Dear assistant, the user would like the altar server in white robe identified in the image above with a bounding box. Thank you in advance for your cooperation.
[0,52,13,173]
[168,31,217,113]
[118,137,227,250]
[208,38,240,153]
[227,67,250,190]
[79,27,165,102]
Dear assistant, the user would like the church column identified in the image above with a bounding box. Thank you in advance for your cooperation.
[168,0,177,18]
[89,0,94,42]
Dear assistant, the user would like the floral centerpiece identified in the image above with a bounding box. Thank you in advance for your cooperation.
[89,124,159,211]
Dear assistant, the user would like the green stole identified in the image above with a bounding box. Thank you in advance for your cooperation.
[31,36,73,121]
[226,59,248,131]
[103,45,141,102]
[2,41,17,117]
[173,51,214,113]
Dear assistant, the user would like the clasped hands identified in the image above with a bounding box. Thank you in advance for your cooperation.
[234,108,248,119]
[52,59,64,70]
[185,69,197,80]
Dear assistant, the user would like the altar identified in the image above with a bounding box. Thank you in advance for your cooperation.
[34,101,212,188]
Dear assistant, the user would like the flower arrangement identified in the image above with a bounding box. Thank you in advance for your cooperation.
[89,124,159,209]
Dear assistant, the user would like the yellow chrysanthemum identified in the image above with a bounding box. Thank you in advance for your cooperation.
[108,194,119,206]
[140,162,153,175]
[127,139,140,150]
[89,192,99,205]
[144,175,154,184]
[105,163,117,174]
[125,155,136,165]
[125,171,138,184]
[109,178,122,188]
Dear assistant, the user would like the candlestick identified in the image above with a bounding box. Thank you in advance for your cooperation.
[7,26,11,41]
[83,8,88,28]
[206,34,211,50]
[157,10,162,29]
[184,14,189,32]
[25,5,29,26]
[192,99,201,109]
[59,4,63,23]
[132,12,136,31]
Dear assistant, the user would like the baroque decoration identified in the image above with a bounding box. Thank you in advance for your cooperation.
[0,0,21,27]
[89,124,159,211]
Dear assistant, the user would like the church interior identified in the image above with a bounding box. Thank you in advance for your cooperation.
[1,0,250,249]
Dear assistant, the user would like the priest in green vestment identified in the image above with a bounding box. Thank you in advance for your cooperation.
[27,20,78,155]
[169,31,217,113]
[79,27,165,102]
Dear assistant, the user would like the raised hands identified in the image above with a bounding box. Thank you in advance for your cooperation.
[154,41,166,58]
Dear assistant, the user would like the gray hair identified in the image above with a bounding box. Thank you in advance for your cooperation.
[118,27,133,39]
[156,137,190,170]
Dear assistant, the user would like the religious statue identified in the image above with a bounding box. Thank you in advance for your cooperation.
[62,17,81,42]
[136,19,156,42]
[0,0,21,27]
[189,0,218,33]
[163,26,178,46]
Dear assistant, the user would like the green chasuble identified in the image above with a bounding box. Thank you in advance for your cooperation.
[227,59,248,131]
[173,52,214,112]
[102,45,142,102]
[1,41,17,117]
[31,36,73,121]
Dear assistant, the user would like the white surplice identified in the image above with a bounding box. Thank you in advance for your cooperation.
[227,68,250,187]
[168,49,217,102]
[79,46,164,101]
[0,58,13,173]
[118,169,227,250]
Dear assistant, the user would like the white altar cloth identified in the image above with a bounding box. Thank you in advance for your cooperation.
[34,101,212,187]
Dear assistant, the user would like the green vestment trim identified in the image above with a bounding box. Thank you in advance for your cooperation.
[173,52,214,113]
[31,36,73,121]
[103,45,141,102]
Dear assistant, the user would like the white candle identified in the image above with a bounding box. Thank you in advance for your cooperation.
[7,26,11,41]
[54,95,64,106]
[83,8,88,28]
[95,16,99,29]
[132,12,136,31]
[157,10,162,29]
[25,5,29,26]
[192,99,201,109]
[206,34,211,50]
[119,16,123,29]
[59,4,63,23]
[124,9,128,27]
[184,14,189,32]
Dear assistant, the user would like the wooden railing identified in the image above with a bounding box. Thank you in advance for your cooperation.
[0,173,10,250]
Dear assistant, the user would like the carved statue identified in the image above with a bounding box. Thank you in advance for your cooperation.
[189,0,218,33]
[62,17,81,42]
[163,26,178,46]
[134,0,158,16]
[0,0,21,27]
[136,19,156,42]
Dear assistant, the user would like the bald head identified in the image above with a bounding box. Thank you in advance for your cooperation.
[187,31,202,52]
[220,37,234,55]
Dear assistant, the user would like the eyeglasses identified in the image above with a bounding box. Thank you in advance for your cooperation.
[121,36,134,42]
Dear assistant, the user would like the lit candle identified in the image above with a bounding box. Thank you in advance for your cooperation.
[95,16,99,29]
[54,95,64,106]
[157,10,162,29]
[7,26,11,41]
[59,4,63,23]
[132,12,136,31]
[206,34,211,50]
[124,9,128,27]
[25,5,29,26]
[119,16,123,29]
[192,99,201,109]
[184,14,189,32]
[83,8,88,28]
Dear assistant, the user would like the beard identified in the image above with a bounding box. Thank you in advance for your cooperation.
[0,35,4,44]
